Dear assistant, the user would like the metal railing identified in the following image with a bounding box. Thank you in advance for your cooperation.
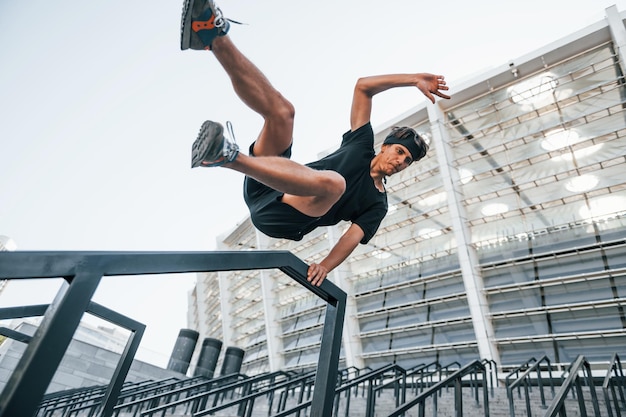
[0,300,146,417]
[505,355,555,417]
[386,359,490,417]
[0,250,347,417]
[603,353,626,417]
[39,377,187,417]
[544,355,602,417]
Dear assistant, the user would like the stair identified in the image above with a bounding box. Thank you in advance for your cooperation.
[37,368,620,417]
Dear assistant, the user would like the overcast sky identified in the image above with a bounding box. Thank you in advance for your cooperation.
[1,0,625,367]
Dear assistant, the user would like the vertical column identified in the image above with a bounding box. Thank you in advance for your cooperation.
[187,272,211,369]
[326,224,364,370]
[427,104,500,366]
[256,232,285,372]
[217,240,235,348]
[606,5,626,73]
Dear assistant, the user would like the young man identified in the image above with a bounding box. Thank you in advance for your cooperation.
[181,0,450,286]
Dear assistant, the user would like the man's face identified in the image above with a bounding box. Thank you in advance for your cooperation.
[381,144,413,176]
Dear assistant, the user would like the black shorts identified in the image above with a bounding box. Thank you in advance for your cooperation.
[243,143,321,241]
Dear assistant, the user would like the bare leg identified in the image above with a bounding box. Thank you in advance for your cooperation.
[226,154,345,217]
[211,36,293,157]
[207,35,346,217]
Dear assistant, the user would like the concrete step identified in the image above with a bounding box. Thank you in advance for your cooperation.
[63,382,612,417]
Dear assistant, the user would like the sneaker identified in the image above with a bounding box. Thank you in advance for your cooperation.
[191,120,239,168]
[180,0,230,50]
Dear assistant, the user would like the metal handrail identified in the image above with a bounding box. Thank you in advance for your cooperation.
[405,362,442,395]
[370,366,407,417]
[504,356,537,398]
[386,360,489,417]
[191,371,317,416]
[136,371,305,416]
[482,359,498,396]
[544,355,602,417]
[271,363,404,417]
[54,378,195,417]
[602,353,626,417]
[0,300,146,417]
[506,355,554,417]
[0,250,347,417]
[113,374,247,416]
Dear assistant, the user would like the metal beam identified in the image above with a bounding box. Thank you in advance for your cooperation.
[0,251,344,304]
[0,251,346,417]
[310,298,346,417]
[0,271,102,417]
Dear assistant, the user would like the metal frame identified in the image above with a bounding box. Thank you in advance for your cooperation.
[0,250,346,417]
[0,299,145,417]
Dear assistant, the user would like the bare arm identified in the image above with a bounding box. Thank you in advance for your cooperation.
[350,73,450,131]
[307,223,365,286]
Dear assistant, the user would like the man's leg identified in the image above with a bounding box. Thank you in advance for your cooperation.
[211,36,294,157]
[184,2,346,217]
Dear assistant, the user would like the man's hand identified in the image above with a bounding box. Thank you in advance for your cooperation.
[416,73,450,104]
[307,262,329,286]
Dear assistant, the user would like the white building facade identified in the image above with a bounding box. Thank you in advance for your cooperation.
[188,6,626,374]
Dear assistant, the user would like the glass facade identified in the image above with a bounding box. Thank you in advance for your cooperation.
[188,7,626,374]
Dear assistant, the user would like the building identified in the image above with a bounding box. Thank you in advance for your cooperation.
[187,5,626,375]
[0,236,17,297]
[0,321,181,394]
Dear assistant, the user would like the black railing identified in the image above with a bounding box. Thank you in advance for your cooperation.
[544,355,602,417]
[0,300,146,417]
[109,374,245,416]
[482,359,498,396]
[503,356,537,399]
[603,353,626,417]
[336,363,405,417]
[0,250,347,417]
[386,359,490,417]
[506,355,555,417]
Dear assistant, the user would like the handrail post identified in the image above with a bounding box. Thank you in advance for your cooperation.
[575,373,587,417]
[483,366,491,417]
[616,354,626,409]
[0,271,102,417]
[309,295,346,417]
[454,376,463,416]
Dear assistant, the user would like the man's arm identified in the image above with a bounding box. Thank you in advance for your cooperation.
[307,223,365,286]
[350,73,450,131]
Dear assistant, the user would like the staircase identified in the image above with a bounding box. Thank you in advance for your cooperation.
[35,355,626,417]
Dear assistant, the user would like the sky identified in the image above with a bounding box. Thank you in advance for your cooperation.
[1,0,625,367]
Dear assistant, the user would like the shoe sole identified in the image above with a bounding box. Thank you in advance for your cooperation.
[191,121,224,168]
[180,0,195,50]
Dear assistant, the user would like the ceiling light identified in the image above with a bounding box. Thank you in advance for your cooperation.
[372,250,391,259]
[458,168,473,184]
[565,174,599,193]
[481,203,509,216]
[579,195,626,221]
[418,192,447,207]
[541,128,581,151]
[508,73,558,107]
[418,228,443,239]
[551,143,603,162]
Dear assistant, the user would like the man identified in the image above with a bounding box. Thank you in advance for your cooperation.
[181,0,450,286]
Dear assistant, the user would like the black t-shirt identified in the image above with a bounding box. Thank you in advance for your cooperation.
[306,122,388,243]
